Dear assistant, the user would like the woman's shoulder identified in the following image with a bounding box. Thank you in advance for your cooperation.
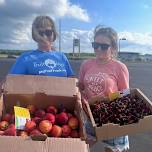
[51,51,65,56]
[80,58,95,69]
[20,50,35,56]
[51,50,63,54]
[111,59,128,70]
[17,50,37,60]
[82,58,95,65]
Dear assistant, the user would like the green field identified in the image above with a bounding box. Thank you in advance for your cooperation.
[0,54,8,58]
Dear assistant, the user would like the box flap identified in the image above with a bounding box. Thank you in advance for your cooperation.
[4,75,78,97]
[0,136,89,152]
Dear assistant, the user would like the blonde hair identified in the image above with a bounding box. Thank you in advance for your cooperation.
[94,25,118,58]
[32,15,57,42]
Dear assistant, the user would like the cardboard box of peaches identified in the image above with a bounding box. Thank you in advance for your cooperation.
[0,75,89,152]
[86,88,152,140]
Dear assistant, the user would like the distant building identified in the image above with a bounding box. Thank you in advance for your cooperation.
[119,52,141,61]
[143,54,152,62]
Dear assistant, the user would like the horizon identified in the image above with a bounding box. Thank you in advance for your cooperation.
[0,49,152,56]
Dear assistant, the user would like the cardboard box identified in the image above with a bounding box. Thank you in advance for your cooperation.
[0,75,89,152]
[0,136,88,152]
[86,88,152,140]
[3,75,78,97]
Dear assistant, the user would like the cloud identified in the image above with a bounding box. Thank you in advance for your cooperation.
[54,30,152,54]
[0,0,90,49]
[119,31,152,54]
[0,0,152,55]
[0,0,90,20]
[55,29,93,53]
[0,0,4,5]
[143,4,150,9]
[119,31,152,45]
[66,4,90,22]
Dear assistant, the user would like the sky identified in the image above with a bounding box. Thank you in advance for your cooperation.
[0,0,152,54]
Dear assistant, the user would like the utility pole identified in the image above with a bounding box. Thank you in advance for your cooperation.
[118,38,126,58]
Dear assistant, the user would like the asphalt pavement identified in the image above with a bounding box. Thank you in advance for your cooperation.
[0,58,152,152]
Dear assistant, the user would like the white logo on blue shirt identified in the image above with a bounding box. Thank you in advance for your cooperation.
[44,59,56,69]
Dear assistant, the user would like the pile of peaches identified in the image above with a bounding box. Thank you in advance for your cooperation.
[0,105,80,138]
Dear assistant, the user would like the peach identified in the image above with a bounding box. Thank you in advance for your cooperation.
[0,130,4,135]
[70,130,79,138]
[30,129,42,136]
[25,120,36,132]
[46,106,58,114]
[0,121,9,131]
[50,125,62,137]
[56,112,68,125]
[27,105,36,115]
[4,124,16,136]
[35,109,45,118]
[43,113,55,124]
[39,120,52,134]
[2,113,12,122]
[68,116,79,129]
[62,125,71,137]
[32,117,42,125]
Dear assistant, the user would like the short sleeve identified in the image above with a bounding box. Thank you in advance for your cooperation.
[117,63,129,91]
[9,55,27,74]
[62,53,75,77]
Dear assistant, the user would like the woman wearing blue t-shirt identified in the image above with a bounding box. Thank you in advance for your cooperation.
[10,15,74,77]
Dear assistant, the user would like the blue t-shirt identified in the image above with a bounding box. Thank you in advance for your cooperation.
[9,50,74,77]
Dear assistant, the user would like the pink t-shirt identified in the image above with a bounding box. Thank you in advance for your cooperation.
[79,59,129,100]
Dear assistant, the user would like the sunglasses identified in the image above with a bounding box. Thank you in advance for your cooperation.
[39,29,53,37]
[92,42,111,51]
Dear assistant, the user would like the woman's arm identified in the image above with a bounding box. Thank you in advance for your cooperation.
[117,63,129,90]
[78,62,90,116]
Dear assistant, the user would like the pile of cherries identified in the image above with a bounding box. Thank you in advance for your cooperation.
[91,94,152,126]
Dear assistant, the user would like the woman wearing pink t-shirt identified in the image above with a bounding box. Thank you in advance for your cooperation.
[79,25,129,152]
